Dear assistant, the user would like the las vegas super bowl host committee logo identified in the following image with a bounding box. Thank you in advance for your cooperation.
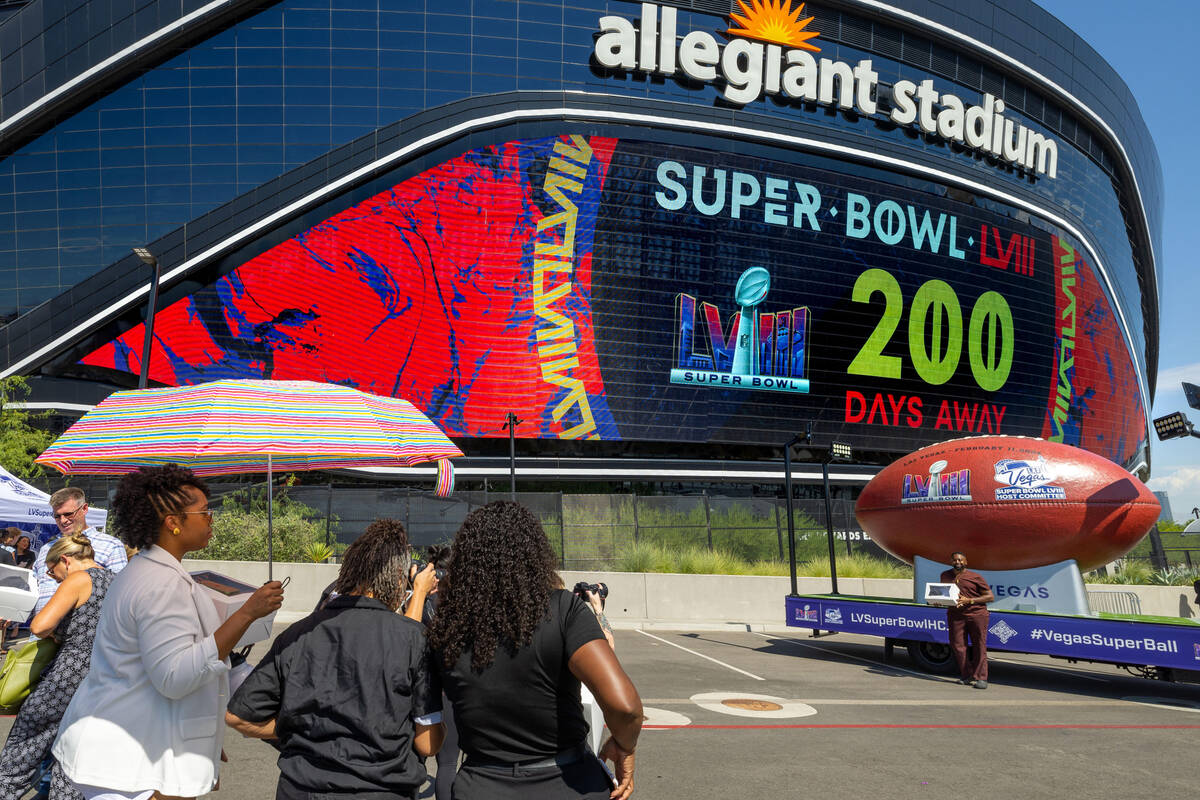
[993,457,1066,501]
[671,267,810,394]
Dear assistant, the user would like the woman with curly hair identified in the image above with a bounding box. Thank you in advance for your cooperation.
[0,534,111,800]
[52,464,284,800]
[428,501,642,800]
[225,518,444,800]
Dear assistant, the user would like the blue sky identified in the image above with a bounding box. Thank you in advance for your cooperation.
[1034,0,1200,521]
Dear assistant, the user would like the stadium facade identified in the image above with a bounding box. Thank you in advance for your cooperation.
[0,0,1162,486]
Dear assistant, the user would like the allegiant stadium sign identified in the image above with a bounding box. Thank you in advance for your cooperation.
[594,1,1059,179]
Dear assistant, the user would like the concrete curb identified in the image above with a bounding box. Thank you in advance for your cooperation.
[268,613,798,633]
[188,560,1200,626]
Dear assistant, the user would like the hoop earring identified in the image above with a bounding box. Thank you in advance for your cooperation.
[172,528,181,536]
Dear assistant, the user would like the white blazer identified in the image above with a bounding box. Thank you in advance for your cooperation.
[53,545,231,797]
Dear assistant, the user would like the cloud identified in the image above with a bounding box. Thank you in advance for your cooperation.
[1147,466,1200,519]
[1156,362,1200,398]
[1158,362,1200,386]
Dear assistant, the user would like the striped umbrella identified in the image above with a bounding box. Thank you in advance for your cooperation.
[36,379,463,575]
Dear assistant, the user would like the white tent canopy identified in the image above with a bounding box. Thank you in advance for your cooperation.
[0,465,108,547]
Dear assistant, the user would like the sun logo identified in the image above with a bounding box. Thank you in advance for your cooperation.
[727,0,821,52]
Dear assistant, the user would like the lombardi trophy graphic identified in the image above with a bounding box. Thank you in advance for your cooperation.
[927,459,947,500]
[731,267,770,376]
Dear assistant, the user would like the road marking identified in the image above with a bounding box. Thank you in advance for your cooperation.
[641,698,1141,707]
[690,691,817,719]
[637,630,765,680]
[643,723,1200,730]
[752,632,932,679]
[642,706,692,727]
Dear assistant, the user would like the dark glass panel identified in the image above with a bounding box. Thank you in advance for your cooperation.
[238,124,286,144]
[146,165,191,186]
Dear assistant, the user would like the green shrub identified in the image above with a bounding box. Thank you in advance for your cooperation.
[609,542,907,579]
[795,553,912,580]
[1150,564,1200,586]
[195,481,338,562]
[676,546,748,575]
[302,541,336,563]
[1085,561,1154,585]
[744,560,791,576]
[614,541,673,573]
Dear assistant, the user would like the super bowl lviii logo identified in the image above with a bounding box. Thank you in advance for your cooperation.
[671,267,810,393]
[901,459,972,504]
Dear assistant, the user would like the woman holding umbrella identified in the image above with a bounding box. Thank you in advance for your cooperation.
[52,465,284,800]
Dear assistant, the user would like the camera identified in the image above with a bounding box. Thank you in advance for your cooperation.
[410,556,446,581]
[411,545,449,581]
[573,581,609,609]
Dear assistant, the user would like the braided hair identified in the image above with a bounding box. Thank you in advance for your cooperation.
[334,518,411,611]
[427,501,559,673]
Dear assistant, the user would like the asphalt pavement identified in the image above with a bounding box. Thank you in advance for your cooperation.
[5,623,1199,800]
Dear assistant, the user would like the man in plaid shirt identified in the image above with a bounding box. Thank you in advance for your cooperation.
[31,487,128,614]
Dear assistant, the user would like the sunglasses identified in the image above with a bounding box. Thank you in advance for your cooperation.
[52,506,84,521]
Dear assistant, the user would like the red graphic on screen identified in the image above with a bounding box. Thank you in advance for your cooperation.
[83,135,621,440]
[1041,235,1144,464]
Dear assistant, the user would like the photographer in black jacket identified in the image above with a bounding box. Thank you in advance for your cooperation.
[226,519,444,800]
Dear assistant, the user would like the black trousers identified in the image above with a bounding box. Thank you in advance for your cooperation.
[453,755,612,800]
[275,775,417,800]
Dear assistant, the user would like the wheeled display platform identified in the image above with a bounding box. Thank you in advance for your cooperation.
[786,593,1200,682]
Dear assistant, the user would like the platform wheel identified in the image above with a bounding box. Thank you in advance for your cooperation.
[905,640,957,674]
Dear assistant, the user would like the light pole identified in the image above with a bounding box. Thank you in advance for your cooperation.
[822,441,853,595]
[133,247,162,390]
[503,412,522,501]
[783,424,812,598]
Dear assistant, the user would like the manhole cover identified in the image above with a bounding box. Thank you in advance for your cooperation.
[691,691,817,719]
[722,698,784,711]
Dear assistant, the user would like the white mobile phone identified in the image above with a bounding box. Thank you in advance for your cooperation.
[599,759,618,789]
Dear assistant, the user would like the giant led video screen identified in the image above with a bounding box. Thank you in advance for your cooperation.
[84,134,1145,465]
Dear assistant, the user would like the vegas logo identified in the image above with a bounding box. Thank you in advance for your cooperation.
[671,267,810,394]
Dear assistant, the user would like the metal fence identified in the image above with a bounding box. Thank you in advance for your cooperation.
[279,487,893,571]
[38,476,890,570]
[1085,590,1142,615]
[29,476,1200,574]
[1119,544,1200,573]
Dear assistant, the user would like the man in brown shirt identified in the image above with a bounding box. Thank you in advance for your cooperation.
[940,551,995,689]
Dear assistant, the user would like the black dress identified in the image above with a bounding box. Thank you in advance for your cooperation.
[0,566,113,800]
[437,590,610,800]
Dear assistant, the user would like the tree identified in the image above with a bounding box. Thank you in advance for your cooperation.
[0,376,58,479]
